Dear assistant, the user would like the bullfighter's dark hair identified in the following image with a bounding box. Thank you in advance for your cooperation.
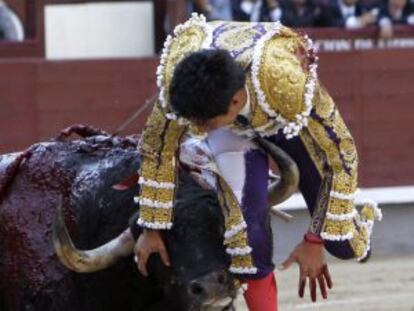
[169,49,246,122]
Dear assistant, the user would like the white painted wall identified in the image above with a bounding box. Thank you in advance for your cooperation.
[45,1,154,60]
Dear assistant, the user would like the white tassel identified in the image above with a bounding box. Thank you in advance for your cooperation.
[138,177,175,189]
[326,209,358,221]
[137,218,173,230]
[229,266,258,274]
[320,231,354,241]
[226,246,252,256]
[138,198,173,209]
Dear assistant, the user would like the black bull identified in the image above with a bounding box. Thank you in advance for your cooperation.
[0,125,299,311]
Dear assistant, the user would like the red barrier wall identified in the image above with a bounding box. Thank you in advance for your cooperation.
[0,49,413,187]
[318,49,414,187]
[0,57,158,152]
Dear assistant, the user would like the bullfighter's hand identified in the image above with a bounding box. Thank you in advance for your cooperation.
[278,239,333,302]
[134,229,171,277]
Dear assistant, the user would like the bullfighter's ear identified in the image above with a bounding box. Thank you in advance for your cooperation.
[112,173,139,191]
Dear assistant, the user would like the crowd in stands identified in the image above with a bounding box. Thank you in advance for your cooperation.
[0,0,24,42]
[190,0,414,37]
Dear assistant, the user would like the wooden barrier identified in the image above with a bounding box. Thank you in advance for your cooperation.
[0,57,158,152]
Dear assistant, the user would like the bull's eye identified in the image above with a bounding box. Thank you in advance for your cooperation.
[217,271,226,284]
[189,281,204,296]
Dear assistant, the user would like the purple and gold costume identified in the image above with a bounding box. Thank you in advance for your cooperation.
[135,14,382,276]
[207,128,273,278]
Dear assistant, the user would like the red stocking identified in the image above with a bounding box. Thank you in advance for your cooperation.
[242,272,278,311]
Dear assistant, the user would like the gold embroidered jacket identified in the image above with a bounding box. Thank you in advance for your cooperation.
[135,15,381,272]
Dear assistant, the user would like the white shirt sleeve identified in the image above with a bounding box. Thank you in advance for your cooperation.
[345,16,364,29]
[407,14,414,25]
[379,16,392,28]
[241,1,254,15]
[9,9,24,41]
[269,7,282,21]
[0,6,24,41]
[207,128,257,204]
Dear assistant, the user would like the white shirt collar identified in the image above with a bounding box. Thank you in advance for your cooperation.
[339,0,356,18]
[239,84,251,118]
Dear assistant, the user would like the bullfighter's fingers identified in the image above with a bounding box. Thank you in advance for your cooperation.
[138,251,149,277]
[318,274,328,299]
[278,255,295,271]
[159,247,171,267]
[299,266,307,298]
[299,277,306,298]
[310,278,317,302]
[323,265,333,289]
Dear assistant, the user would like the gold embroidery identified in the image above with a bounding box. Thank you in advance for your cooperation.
[332,171,358,194]
[140,19,376,265]
[218,176,256,272]
[299,128,325,177]
[305,84,375,258]
[279,26,298,39]
[140,158,159,183]
[260,36,307,121]
[314,87,334,119]
[162,26,208,110]
[139,102,168,157]
[307,119,341,172]
[323,219,354,236]
[139,206,174,223]
[308,173,331,234]
[140,185,175,204]
[230,255,255,269]
[138,108,186,226]
[226,232,249,248]
[211,22,274,69]
[248,74,271,130]
[349,227,369,258]
[327,196,355,214]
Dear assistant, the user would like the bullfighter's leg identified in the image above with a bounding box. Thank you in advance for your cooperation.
[242,272,278,311]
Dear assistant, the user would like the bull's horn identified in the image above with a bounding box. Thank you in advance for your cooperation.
[53,200,135,273]
[254,137,300,207]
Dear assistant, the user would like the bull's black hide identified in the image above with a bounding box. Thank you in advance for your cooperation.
[0,132,232,311]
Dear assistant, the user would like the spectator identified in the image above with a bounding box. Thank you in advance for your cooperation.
[318,0,380,28]
[279,0,322,27]
[191,0,235,20]
[234,0,282,22]
[379,0,414,38]
[0,0,24,42]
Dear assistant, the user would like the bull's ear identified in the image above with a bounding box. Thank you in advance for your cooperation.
[112,173,139,191]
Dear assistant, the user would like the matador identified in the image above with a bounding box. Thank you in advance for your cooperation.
[133,14,382,310]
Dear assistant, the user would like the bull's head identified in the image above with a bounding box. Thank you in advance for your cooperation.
[53,139,299,310]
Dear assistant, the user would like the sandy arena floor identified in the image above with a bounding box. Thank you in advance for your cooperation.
[234,255,414,311]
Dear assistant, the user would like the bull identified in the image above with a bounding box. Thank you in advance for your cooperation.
[0,125,298,311]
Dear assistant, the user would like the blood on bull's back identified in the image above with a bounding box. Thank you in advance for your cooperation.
[0,125,237,311]
[0,127,152,310]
